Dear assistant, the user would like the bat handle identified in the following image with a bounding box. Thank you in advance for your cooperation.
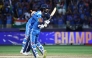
[48,16,52,20]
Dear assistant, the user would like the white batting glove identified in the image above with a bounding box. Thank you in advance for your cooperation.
[44,23,48,27]
[38,24,44,29]
[44,20,50,24]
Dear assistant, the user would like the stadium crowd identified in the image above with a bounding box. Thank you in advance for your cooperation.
[0,0,92,30]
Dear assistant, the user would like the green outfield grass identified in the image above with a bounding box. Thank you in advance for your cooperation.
[0,45,92,55]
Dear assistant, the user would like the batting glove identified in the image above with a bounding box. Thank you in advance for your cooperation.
[38,24,44,29]
[44,23,48,27]
[44,20,50,24]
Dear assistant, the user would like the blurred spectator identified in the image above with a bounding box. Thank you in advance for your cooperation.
[6,13,12,28]
[84,15,89,25]
[23,10,31,20]
[56,1,66,15]
[57,14,65,28]
[22,0,30,11]
[89,0,92,12]
[0,0,92,30]
[0,2,3,28]
[66,13,74,25]
[51,14,58,28]
[79,10,85,20]
[3,0,9,6]
[16,3,23,18]
[84,4,90,17]
[90,9,92,17]
[89,17,92,27]
[29,0,34,10]
[1,5,9,28]
[0,14,3,28]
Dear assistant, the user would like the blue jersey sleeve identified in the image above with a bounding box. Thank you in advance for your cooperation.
[32,11,42,22]
[36,11,42,19]
[31,11,43,30]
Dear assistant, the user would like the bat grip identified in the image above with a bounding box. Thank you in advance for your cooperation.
[48,16,52,20]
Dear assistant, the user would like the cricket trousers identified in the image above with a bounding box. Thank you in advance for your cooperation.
[30,29,44,58]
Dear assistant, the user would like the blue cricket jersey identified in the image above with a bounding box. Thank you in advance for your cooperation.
[26,10,40,29]
[25,11,38,36]
[31,10,42,34]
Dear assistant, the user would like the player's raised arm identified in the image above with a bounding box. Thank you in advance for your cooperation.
[30,10,36,16]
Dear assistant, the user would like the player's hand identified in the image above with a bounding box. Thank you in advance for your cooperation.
[39,24,44,29]
[44,23,47,27]
[38,24,44,29]
[44,20,50,24]
[31,11,36,16]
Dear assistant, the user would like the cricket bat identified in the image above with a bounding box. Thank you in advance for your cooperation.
[49,7,57,20]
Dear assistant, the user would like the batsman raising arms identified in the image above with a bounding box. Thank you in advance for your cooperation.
[20,4,56,58]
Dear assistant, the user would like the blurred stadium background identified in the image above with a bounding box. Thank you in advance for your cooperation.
[0,0,92,58]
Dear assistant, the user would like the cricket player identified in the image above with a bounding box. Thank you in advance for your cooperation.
[20,4,50,58]
[29,4,50,58]
[20,10,36,54]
